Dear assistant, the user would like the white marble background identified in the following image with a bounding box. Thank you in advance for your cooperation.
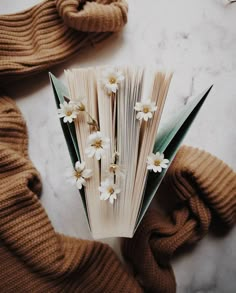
[1,0,236,292]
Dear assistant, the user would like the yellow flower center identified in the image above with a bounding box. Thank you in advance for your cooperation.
[108,187,114,194]
[143,107,149,113]
[109,163,118,174]
[66,110,72,116]
[109,77,116,84]
[78,103,85,111]
[92,140,102,149]
[154,160,161,166]
[74,171,82,178]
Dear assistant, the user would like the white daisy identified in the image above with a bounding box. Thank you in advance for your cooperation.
[85,131,110,160]
[57,101,78,123]
[67,161,92,190]
[98,178,121,204]
[101,68,124,94]
[134,99,157,122]
[147,152,169,173]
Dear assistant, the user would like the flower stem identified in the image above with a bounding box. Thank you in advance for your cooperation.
[86,111,100,131]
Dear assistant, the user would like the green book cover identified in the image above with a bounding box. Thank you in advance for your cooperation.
[135,85,212,230]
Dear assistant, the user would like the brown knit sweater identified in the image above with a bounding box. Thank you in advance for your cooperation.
[122,146,236,292]
[0,0,128,85]
[0,93,235,292]
[0,95,142,292]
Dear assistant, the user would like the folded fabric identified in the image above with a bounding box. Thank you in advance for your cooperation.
[0,94,142,292]
[122,146,236,293]
[0,92,235,293]
[0,0,128,85]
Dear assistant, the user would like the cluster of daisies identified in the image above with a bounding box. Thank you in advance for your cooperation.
[58,68,169,204]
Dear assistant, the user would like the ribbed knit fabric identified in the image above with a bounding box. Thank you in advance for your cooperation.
[0,94,142,292]
[2,2,235,292]
[0,0,128,85]
[0,95,235,293]
[122,146,236,293]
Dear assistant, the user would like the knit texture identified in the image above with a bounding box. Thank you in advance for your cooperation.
[0,96,235,293]
[0,0,128,85]
[122,146,236,293]
[0,94,142,292]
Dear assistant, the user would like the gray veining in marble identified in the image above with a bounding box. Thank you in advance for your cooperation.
[1,0,236,292]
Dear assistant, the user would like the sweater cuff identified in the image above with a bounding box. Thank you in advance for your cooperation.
[165,145,236,226]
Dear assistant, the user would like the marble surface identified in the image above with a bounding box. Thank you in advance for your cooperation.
[1,0,236,292]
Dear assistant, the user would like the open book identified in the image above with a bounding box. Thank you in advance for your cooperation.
[49,67,212,239]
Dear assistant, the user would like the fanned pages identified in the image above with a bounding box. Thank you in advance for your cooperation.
[49,66,212,239]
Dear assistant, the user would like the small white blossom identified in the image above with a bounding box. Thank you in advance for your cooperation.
[134,99,157,122]
[108,163,121,175]
[70,97,86,112]
[112,151,120,161]
[67,161,92,190]
[107,163,126,179]
[101,68,124,94]
[107,152,125,177]
[99,178,121,204]
[57,101,78,123]
[147,152,169,173]
[85,131,110,160]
